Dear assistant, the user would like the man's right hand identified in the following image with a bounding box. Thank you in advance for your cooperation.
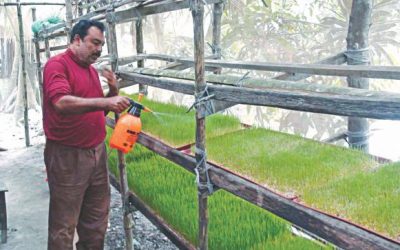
[106,96,131,113]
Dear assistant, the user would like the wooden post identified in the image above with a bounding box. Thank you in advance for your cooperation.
[44,36,51,59]
[106,7,134,250]
[0,38,4,78]
[191,1,209,249]
[31,8,43,106]
[136,19,147,95]
[77,0,83,17]
[0,183,8,244]
[17,0,30,147]
[65,0,73,43]
[346,0,372,152]
[212,3,223,60]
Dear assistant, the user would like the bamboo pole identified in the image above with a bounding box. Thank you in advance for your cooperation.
[136,19,147,95]
[106,7,134,250]
[17,0,30,147]
[346,0,372,152]
[31,8,43,106]
[191,1,209,249]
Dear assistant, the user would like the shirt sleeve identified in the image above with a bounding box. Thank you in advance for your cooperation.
[43,60,72,105]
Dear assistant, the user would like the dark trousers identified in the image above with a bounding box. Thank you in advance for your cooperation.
[44,140,110,250]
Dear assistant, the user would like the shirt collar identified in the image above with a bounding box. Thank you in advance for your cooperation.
[66,48,90,68]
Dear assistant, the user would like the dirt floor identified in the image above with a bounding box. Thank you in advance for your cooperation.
[0,111,178,250]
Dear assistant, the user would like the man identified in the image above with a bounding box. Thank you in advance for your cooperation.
[42,20,130,249]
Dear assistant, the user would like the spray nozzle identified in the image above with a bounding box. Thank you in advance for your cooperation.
[127,99,152,117]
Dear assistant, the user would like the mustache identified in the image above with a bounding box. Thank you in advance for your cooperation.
[92,51,101,57]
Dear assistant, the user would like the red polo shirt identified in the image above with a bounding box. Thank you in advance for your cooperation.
[43,49,106,148]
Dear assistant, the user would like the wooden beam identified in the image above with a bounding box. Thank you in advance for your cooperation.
[71,0,142,23]
[3,2,65,6]
[120,68,394,96]
[38,23,65,37]
[160,61,190,70]
[117,71,400,120]
[105,118,400,250]
[38,30,67,41]
[113,0,222,24]
[129,53,400,80]
[160,58,224,72]
[274,52,347,80]
[109,174,196,250]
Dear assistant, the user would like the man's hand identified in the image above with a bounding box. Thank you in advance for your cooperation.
[106,96,131,113]
[101,67,118,96]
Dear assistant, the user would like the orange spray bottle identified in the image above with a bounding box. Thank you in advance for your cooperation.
[110,99,151,154]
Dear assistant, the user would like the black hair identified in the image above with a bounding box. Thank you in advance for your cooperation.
[70,19,105,43]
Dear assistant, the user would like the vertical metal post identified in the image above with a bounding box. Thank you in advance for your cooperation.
[31,8,43,106]
[136,19,147,95]
[191,1,208,249]
[17,0,30,147]
[346,0,372,152]
[106,7,134,250]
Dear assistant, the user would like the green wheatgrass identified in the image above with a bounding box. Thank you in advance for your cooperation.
[205,128,377,194]
[106,97,398,243]
[123,93,243,147]
[303,162,400,238]
[106,140,327,249]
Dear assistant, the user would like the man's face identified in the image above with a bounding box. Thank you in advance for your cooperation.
[75,26,105,65]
